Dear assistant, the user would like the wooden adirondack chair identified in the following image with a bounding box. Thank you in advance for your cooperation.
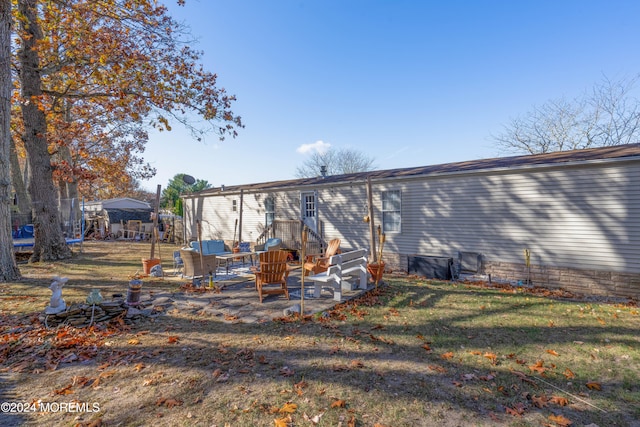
[303,238,341,276]
[254,250,290,303]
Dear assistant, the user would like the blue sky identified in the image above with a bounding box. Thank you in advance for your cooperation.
[142,0,640,192]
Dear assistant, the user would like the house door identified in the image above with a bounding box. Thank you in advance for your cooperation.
[301,191,317,233]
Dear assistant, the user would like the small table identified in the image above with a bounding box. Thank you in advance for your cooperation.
[217,252,255,274]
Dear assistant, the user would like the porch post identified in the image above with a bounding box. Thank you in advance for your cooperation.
[366,176,377,262]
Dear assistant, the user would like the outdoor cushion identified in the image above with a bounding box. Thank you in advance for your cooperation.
[264,238,281,251]
[189,240,228,255]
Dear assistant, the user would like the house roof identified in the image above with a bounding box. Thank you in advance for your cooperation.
[185,143,640,197]
[105,208,154,224]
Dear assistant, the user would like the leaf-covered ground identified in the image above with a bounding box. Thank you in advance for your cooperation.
[1,242,639,426]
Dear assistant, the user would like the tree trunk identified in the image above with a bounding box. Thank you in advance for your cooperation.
[18,0,70,261]
[9,140,31,216]
[0,0,21,280]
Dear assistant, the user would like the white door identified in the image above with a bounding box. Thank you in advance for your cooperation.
[301,191,317,232]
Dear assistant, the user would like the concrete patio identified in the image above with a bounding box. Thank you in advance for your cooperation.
[145,263,375,323]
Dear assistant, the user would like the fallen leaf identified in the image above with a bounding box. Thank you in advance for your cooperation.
[548,413,573,426]
[163,398,183,409]
[586,381,602,390]
[167,336,179,344]
[531,395,548,408]
[155,397,183,408]
[563,368,575,379]
[529,360,547,374]
[505,403,525,417]
[274,414,291,427]
[279,366,295,377]
[331,399,346,408]
[279,402,297,414]
[85,418,103,427]
[441,352,454,360]
[127,338,140,345]
[550,396,569,406]
[484,352,498,364]
[303,411,324,424]
[546,349,560,356]
[350,360,364,368]
[54,384,74,395]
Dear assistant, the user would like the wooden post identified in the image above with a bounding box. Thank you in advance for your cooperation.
[197,219,204,277]
[238,189,244,245]
[366,176,377,262]
[376,230,386,288]
[232,218,238,248]
[150,184,161,260]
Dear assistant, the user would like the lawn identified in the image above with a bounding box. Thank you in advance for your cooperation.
[1,241,639,426]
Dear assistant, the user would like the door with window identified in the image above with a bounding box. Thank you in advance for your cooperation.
[301,191,317,232]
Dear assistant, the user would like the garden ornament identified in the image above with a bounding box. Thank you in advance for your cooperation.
[45,276,68,314]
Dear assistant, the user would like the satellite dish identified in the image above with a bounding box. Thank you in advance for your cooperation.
[182,174,196,185]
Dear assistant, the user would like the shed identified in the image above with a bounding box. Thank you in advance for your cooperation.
[182,144,640,298]
[84,198,153,239]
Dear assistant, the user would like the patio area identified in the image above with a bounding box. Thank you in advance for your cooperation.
[149,262,376,323]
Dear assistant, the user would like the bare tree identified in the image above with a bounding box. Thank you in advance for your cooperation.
[493,75,640,154]
[0,0,21,280]
[295,148,376,178]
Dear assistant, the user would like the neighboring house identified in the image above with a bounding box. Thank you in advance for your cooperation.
[182,144,640,298]
[84,198,153,239]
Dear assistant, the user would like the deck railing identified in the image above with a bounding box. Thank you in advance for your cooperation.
[256,219,326,256]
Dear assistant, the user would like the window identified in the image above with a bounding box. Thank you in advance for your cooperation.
[232,200,237,212]
[382,190,401,233]
[264,196,275,226]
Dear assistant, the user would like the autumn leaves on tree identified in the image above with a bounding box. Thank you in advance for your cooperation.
[6,0,242,263]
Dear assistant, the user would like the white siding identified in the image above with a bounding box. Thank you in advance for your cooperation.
[183,158,639,276]
[379,161,640,273]
[316,184,371,251]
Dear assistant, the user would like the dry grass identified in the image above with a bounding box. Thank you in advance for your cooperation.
[1,241,639,426]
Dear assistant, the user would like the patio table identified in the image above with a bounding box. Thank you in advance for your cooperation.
[217,252,255,275]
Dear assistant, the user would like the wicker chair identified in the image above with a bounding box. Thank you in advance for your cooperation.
[180,249,218,278]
